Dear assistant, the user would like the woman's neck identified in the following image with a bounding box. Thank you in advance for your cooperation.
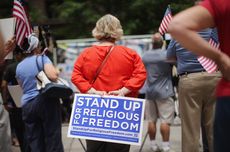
[97,41,115,46]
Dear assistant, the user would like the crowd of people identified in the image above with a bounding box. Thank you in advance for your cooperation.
[0,0,229,152]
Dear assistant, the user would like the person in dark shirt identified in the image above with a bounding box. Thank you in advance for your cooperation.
[2,46,29,152]
[0,36,16,152]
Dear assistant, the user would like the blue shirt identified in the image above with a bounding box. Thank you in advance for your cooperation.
[142,49,174,100]
[16,55,51,106]
[167,28,213,75]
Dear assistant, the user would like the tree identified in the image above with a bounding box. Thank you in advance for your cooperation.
[0,0,194,39]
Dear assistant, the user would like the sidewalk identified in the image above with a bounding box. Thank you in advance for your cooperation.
[12,120,182,152]
[62,120,181,152]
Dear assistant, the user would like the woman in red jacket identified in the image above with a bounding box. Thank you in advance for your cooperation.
[71,14,146,152]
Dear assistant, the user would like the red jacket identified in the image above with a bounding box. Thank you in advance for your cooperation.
[71,45,146,97]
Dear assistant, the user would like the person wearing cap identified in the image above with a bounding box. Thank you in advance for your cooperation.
[142,33,175,152]
[1,46,29,152]
[16,34,64,152]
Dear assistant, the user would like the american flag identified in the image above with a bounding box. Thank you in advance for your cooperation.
[12,0,32,47]
[158,6,172,35]
[198,29,219,73]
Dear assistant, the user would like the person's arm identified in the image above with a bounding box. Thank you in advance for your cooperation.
[166,40,177,63]
[42,55,59,81]
[71,52,106,95]
[168,6,218,59]
[123,53,146,92]
[168,6,230,80]
[108,52,146,96]
[71,53,92,93]
[142,51,155,64]
[0,37,16,63]
[44,64,59,81]
[142,50,167,64]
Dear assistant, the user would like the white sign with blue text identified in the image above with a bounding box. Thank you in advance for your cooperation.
[67,94,145,145]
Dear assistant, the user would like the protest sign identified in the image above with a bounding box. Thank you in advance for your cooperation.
[7,85,22,108]
[68,94,145,145]
[0,18,16,59]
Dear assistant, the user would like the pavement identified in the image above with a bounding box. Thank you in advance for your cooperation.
[12,120,182,152]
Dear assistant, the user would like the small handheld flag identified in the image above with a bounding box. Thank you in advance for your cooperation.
[158,6,172,35]
[198,28,219,73]
[13,0,32,47]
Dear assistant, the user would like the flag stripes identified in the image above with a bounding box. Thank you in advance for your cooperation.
[159,6,172,35]
[198,56,218,73]
[197,29,219,73]
[13,0,32,46]
[209,38,220,49]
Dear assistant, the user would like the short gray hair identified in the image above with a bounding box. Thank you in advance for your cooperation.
[92,14,123,41]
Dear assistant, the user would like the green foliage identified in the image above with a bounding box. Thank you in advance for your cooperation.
[29,9,48,23]
[0,0,195,39]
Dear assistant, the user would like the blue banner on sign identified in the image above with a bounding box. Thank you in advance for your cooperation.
[67,94,145,145]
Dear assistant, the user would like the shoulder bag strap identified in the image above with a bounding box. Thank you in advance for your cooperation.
[36,55,45,71]
[91,45,115,84]
[36,56,41,71]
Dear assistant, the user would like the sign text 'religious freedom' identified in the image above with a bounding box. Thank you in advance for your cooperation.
[67,94,145,145]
